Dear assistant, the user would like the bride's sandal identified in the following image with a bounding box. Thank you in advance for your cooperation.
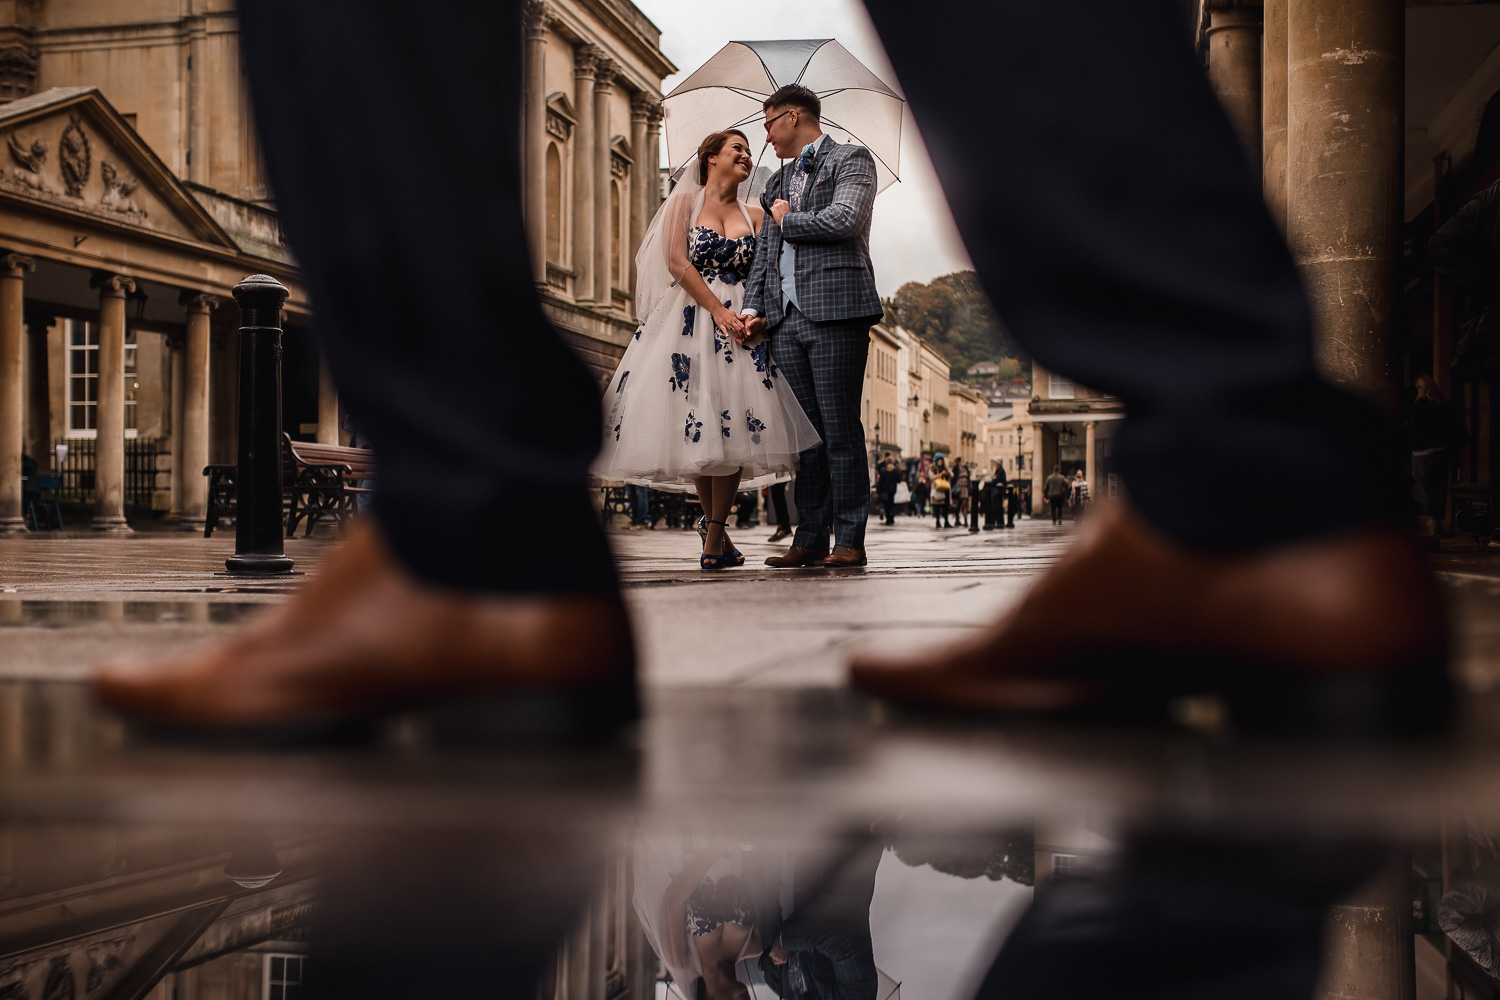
[700,520,736,571]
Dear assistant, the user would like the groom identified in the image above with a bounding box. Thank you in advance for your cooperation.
[743,84,883,568]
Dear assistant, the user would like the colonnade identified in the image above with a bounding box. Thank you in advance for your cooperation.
[1205,0,1404,414]
[0,268,337,533]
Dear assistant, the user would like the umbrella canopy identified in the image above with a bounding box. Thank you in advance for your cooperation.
[662,39,903,197]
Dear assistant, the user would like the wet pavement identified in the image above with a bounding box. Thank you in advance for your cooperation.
[2,513,1500,998]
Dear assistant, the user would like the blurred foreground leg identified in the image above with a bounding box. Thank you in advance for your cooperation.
[852,0,1447,734]
[93,1,635,736]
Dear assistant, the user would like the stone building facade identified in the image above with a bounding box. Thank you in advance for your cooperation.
[522,0,674,383]
[1024,361,1122,500]
[0,0,674,534]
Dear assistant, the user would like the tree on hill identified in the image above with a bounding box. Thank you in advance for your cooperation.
[882,271,1027,378]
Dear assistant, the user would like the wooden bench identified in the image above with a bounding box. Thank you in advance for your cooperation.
[202,435,375,539]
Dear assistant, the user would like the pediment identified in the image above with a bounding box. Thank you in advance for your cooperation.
[0,87,235,248]
[546,91,576,123]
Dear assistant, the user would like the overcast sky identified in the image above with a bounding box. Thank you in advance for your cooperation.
[631,0,974,298]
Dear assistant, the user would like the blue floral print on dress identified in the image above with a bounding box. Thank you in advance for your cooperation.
[746,410,766,445]
[616,370,629,394]
[669,353,690,394]
[634,326,642,340]
[720,410,732,438]
[684,411,703,443]
[688,226,755,284]
[750,342,779,389]
[682,305,695,336]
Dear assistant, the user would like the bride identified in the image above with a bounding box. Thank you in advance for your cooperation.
[593,129,820,569]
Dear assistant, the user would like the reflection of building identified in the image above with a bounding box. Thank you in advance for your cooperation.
[522,0,675,384]
[1024,362,1123,500]
[0,686,318,1000]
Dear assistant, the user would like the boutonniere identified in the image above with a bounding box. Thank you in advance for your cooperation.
[798,142,818,174]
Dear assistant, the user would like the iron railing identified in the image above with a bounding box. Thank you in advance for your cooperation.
[50,437,162,506]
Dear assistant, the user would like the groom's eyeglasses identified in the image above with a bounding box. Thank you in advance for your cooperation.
[763,108,795,132]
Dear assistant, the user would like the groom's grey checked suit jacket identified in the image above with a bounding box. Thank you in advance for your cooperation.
[743,137,882,328]
[744,135,883,552]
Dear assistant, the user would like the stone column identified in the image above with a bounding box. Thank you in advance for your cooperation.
[1084,421,1097,497]
[1263,0,1289,230]
[1206,1,1263,174]
[593,59,619,306]
[523,2,552,285]
[1315,855,1415,1000]
[0,253,32,533]
[629,92,652,296]
[167,333,185,520]
[90,272,134,533]
[179,291,215,532]
[23,310,50,474]
[1286,0,1403,412]
[571,45,599,302]
[317,354,339,445]
[646,104,663,216]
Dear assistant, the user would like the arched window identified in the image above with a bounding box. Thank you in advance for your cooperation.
[610,180,622,289]
[545,143,563,266]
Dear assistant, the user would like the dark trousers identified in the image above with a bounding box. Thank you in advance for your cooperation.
[769,481,791,529]
[771,305,874,551]
[1049,498,1066,525]
[627,484,650,526]
[236,0,616,596]
[862,0,1406,551]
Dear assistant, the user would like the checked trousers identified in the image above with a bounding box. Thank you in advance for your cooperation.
[771,304,875,552]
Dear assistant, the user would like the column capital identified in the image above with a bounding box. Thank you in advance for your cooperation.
[89,271,135,297]
[646,103,664,128]
[178,290,220,313]
[0,252,33,277]
[593,58,618,92]
[23,308,51,334]
[631,91,659,123]
[573,43,600,79]
[522,0,553,37]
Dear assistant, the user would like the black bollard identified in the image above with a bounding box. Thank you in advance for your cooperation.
[969,488,980,533]
[225,274,295,575]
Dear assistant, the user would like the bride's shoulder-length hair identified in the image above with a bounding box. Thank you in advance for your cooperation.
[696,129,749,185]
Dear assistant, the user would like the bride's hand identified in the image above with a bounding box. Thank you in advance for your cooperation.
[715,309,745,341]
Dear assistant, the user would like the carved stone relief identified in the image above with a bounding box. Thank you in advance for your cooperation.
[6,132,51,193]
[99,161,145,219]
[610,152,629,179]
[0,46,37,103]
[58,116,90,198]
[546,110,572,141]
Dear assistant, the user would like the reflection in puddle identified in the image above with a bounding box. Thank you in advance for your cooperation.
[0,602,262,627]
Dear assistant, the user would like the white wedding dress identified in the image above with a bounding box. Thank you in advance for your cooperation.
[593,169,820,491]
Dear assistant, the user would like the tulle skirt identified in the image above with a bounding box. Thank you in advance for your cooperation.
[593,275,820,491]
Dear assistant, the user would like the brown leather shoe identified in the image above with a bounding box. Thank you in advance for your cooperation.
[765,544,830,568]
[849,501,1450,736]
[823,545,867,567]
[92,521,637,743]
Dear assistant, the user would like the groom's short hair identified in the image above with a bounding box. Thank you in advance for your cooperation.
[765,84,820,122]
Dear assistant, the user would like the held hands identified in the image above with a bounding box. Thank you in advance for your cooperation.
[743,315,765,341]
[770,198,791,226]
[715,309,747,343]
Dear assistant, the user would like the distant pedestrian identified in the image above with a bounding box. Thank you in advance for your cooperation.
[930,472,951,528]
[766,480,792,543]
[952,459,970,519]
[985,459,1007,529]
[912,453,932,516]
[875,452,902,526]
[1408,375,1464,531]
[1021,486,1032,518]
[1069,470,1090,522]
[1044,465,1069,525]
[626,483,651,530]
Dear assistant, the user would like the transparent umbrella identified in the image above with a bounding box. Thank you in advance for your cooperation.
[662,39,904,198]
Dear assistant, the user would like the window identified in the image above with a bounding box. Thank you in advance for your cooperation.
[545,143,563,265]
[1050,854,1076,879]
[65,319,137,438]
[264,954,304,1000]
[1048,373,1074,400]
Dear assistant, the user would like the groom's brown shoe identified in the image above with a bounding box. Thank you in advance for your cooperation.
[849,501,1450,737]
[92,521,637,744]
[765,544,830,568]
[823,546,867,568]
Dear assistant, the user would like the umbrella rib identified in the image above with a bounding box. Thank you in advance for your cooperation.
[791,40,833,86]
[818,114,903,182]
